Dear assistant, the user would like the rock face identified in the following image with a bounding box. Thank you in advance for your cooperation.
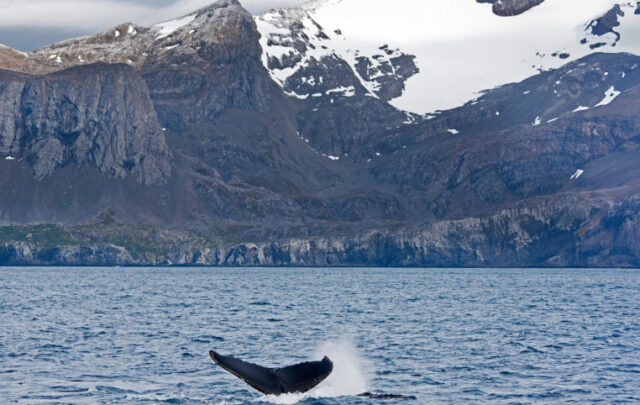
[585,5,625,48]
[0,0,639,267]
[140,0,274,130]
[477,0,545,16]
[0,63,170,185]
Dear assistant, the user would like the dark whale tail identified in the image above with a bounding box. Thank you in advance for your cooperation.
[209,350,416,400]
[209,350,333,395]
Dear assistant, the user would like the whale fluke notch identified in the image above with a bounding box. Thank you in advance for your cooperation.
[209,350,333,395]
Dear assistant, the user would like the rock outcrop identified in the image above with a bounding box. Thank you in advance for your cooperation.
[585,4,625,48]
[477,0,545,16]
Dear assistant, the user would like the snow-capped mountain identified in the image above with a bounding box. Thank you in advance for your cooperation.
[5,0,638,116]
[256,0,640,113]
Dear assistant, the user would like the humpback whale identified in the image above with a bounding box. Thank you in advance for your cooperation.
[209,350,333,395]
[209,350,417,400]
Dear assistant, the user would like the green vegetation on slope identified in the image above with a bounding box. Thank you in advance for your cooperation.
[0,225,79,249]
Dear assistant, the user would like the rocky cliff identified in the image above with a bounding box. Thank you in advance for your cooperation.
[0,64,170,185]
[2,188,639,267]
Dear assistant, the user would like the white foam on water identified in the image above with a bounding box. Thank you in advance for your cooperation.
[260,392,306,404]
[258,339,370,404]
[313,339,370,397]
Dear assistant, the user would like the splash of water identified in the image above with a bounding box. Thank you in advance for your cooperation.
[259,339,370,404]
[312,340,369,397]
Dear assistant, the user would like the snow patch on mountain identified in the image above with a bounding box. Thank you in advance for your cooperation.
[155,14,197,39]
[570,169,585,180]
[326,86,356,97]
[595,86,622,106]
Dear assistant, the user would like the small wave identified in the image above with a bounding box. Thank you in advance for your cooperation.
[423,377,444,385]
[125,392,187,403]
[192,335,225,344]
[520,346,544,354]
[96,385,140,394]
[83,331,107,340]
[249,301,272,306]
[49,385,90,393]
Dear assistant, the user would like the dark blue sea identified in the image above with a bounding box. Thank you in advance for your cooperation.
[1,267,639,404]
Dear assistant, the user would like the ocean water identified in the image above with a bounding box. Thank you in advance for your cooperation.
[1,267,639,404]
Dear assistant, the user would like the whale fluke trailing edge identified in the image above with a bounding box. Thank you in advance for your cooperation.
[209,350,333,395]
[209,350,417,400]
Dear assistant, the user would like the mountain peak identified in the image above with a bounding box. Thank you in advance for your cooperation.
[192,0,246,16]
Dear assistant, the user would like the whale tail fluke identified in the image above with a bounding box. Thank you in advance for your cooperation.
[209,350,415,400]
[209,350,333,395]
[273,356,334,393]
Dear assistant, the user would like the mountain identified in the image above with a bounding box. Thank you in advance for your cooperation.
[0,0,639,267]
[258,0,640,111]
